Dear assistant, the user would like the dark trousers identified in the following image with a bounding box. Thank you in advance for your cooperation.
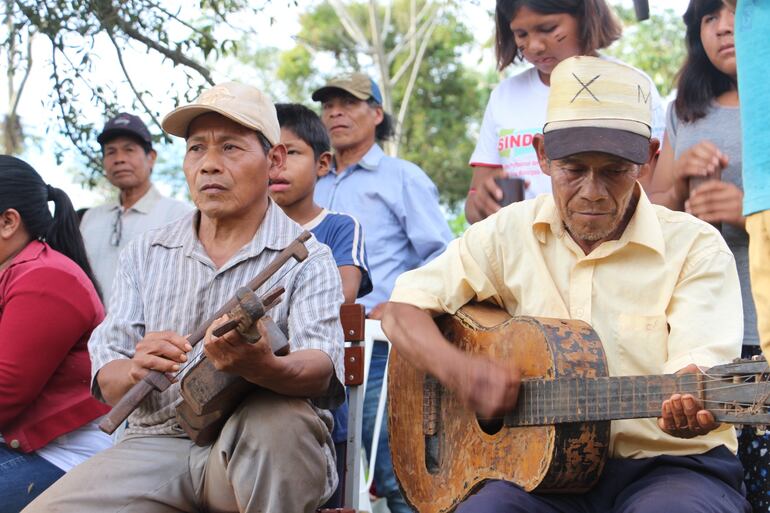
[456,446,750,513]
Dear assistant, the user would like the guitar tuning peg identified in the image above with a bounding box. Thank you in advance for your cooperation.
[733,357,744,363]
[752,354,764,361]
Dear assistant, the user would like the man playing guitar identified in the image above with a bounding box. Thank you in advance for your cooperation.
[382,56,750,513]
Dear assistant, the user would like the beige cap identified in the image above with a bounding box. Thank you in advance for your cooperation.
[311,72,383,104]
[161,82,280,145]
[543,56,653,164]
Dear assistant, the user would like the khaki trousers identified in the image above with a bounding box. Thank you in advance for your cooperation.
[23,389,333,513]
[748,210,770,357]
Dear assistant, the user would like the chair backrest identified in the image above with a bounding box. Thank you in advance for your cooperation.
[318,303,366,513]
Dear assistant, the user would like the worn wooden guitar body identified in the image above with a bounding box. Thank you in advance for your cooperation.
[388,303,610,513]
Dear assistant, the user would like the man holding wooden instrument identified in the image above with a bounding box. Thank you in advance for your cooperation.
[382,56,751,512]
[24,83,346,513]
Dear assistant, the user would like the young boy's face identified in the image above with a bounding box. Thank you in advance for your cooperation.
[268,127,321,208]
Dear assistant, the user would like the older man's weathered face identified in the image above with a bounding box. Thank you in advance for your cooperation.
[320,92,382,152]
[534,135,651,254]
[183,113,277,221]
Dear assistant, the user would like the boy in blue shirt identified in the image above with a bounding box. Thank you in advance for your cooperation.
[269,103,372,506]
[270,103,372,303]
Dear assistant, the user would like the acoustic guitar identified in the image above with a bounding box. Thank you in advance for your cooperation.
[388,303,770,513]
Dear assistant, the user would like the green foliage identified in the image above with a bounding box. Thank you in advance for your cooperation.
[7,0,265,184]
[606,6,686,98]
[447,208,468,238]
[394,18,486,207]
[270,1,486,208]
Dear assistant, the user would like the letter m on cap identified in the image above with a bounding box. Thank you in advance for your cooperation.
[637,84,651,105]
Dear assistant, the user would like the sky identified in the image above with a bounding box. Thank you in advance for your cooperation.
[6,0,692,209]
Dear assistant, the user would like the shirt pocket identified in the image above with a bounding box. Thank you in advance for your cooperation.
[615,314,669,376]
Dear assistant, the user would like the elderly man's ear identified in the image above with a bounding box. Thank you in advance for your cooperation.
[639,138,661,181]
[532,134,551,177]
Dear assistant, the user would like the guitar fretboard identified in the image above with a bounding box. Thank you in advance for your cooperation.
[505,374,700,426]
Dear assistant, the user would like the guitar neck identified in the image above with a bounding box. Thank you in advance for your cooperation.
[504,374,770,426]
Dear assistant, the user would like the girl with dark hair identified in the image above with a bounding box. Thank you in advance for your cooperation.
[465,0,666,223]
[0,155,111,511]
[646,3,767,509]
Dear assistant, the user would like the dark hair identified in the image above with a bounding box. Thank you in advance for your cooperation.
[275,103,331,160]
[495,0,622,71]
[674,0,736,123]
[256,131,272,155]
[367,98,395,142]
[0,155,101,298]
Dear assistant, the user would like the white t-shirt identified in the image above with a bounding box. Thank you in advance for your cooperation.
[469,61,666,199]
[0,420,112,472]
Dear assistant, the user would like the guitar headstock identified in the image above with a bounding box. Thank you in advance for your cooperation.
[704,355,770,425]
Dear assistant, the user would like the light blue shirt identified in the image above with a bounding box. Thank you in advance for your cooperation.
[315,143,452,312]
[736,0,770,216]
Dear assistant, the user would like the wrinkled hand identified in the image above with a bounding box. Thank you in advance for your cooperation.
[685,180,745,227]
[129,331,192,384]
[453,355,521,419]
[466,171,505,223]
[204,315,276,377]
[674,141,728,184]
[658,364,718,438]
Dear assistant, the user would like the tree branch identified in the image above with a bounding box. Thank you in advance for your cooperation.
[50,45,102,170]
[9,29,33,119]
[386,0,433,64]
[329,0,371,51]
[367,0,391,112]
[109,14,215,85]
[105,28,164,135]
[393,12,438,155]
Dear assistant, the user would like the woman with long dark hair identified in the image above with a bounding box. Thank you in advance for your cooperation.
[0,155,111,512]
[464,0,666,223]
[647,2,766,509]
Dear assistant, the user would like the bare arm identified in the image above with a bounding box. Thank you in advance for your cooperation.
[465,166,505,224]
[96,330,192,405]
[646,133,687,209]
[338,265,362,304]
[381,302,520,418]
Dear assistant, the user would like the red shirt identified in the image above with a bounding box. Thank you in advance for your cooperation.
[0,241,110,452]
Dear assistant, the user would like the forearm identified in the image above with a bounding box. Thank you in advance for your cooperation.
[243,349,334,398]
[381,302,464,387]
[95,359,137,405]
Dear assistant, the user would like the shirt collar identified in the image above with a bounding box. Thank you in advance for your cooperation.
[107,184,162,214]
[332,143,384,174]
[150,200,304,269]
[129,185,162,214]
[3,240,46,272]
[302,208,329,231]
[531,184,665,258]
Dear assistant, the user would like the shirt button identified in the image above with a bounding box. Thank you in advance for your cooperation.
[9,439,20,449]
[214,275,223,281]
[575,308,584,317]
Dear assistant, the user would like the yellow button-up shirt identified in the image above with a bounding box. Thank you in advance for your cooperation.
[390,190,742,458]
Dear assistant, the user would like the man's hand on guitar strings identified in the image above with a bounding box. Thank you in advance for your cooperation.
[128,331,192,385]
[454,355,521,419]
[658,364,718,439]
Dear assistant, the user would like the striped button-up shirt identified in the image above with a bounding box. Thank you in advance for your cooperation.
[88,200,345,439]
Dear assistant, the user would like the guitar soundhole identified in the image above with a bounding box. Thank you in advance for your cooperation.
[476,414,504,435]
